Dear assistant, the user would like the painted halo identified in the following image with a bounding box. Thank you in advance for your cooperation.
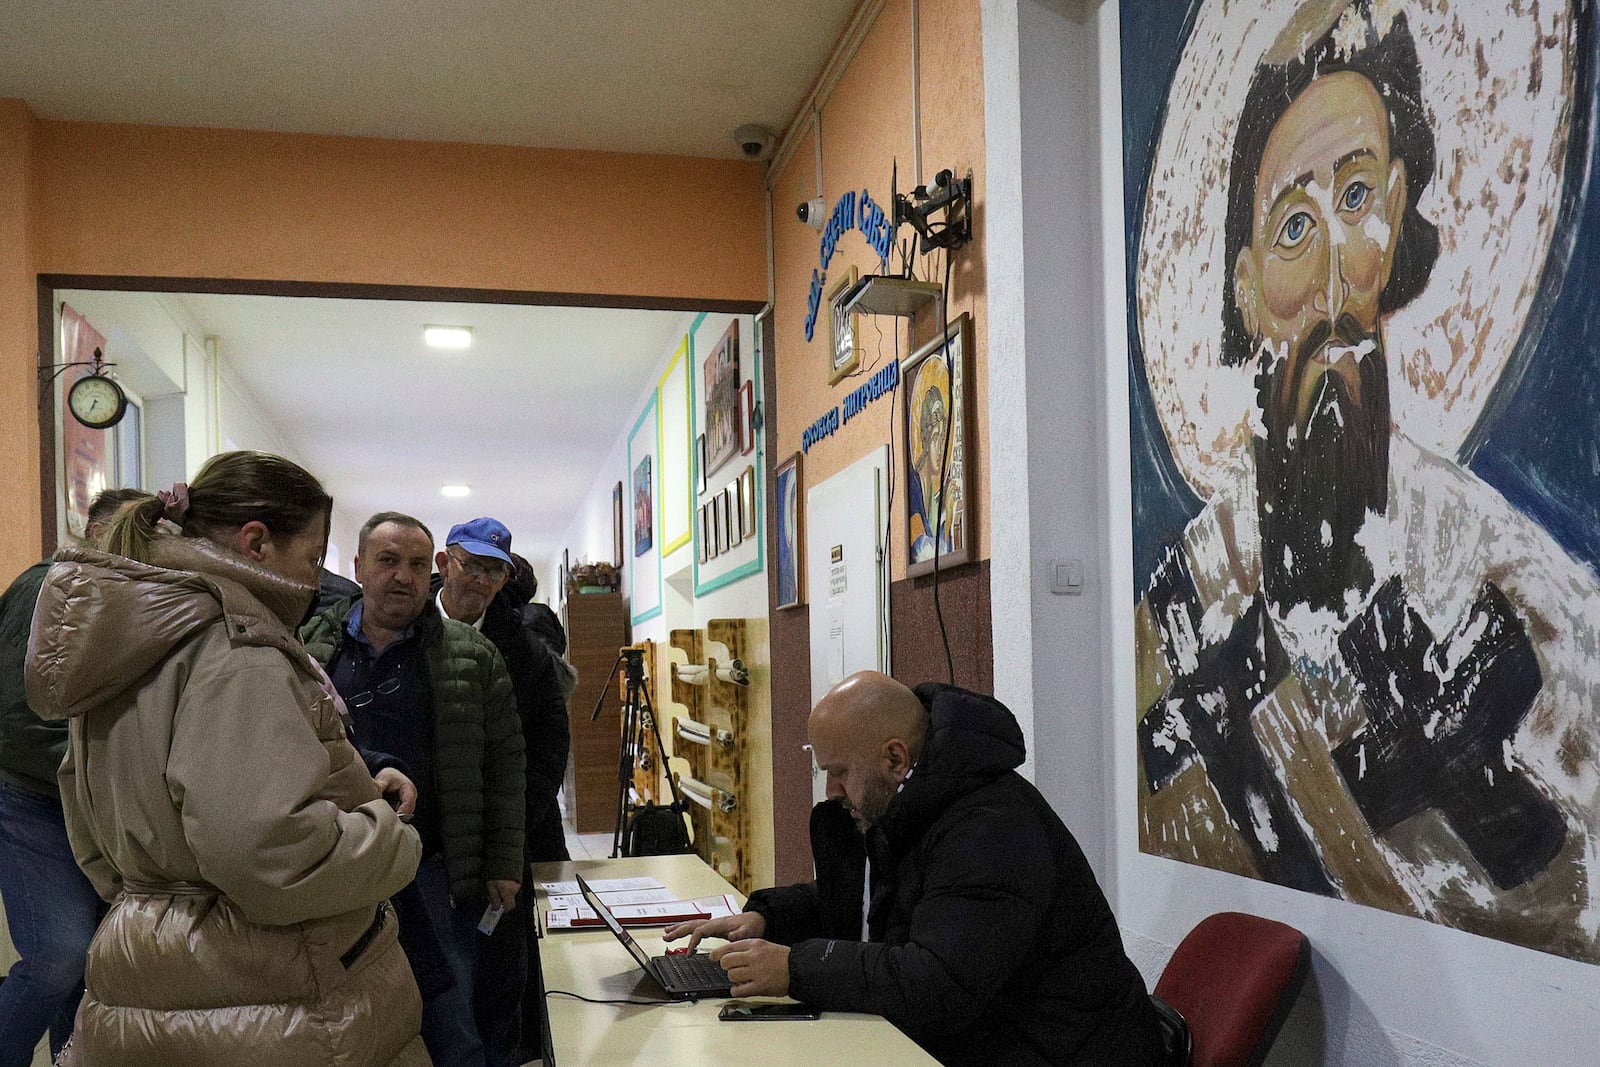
[907,354,952,465]
[1136,0,1581,500]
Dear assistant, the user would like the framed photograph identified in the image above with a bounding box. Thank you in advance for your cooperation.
[827,265,861,385]
[703,319,742,478]
[708,499,721,558]
[632,454,654,556]
[611,481,624,567]
[739,381,755,455]
[698,504,710,563]
[902,313,974,578]
[720,485,735,551]
[738,465,756,540]
[697,433,708,494]
[723,486,739,550]
[774,452,804,609]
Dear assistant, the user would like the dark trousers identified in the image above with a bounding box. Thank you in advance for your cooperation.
[472,891,529,1067]
[414,857,486,1067]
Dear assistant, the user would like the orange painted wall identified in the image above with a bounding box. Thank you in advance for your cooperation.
[0,106,768,565]
[32,121,767,300]
[0,102,40,579]
[769,0,988,581]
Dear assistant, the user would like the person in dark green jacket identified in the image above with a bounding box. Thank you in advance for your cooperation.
[300,511,524,1067]
[0,488,142,1067]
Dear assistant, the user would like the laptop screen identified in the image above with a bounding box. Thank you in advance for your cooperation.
[576,874,655,972]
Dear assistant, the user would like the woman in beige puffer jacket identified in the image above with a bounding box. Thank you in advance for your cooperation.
[25,451,429,1067]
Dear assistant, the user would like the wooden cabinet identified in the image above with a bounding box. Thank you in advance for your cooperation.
[563,592,628,833]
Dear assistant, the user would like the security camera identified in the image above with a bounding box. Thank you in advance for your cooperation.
[733,123,776,160]
[797,196,825,229]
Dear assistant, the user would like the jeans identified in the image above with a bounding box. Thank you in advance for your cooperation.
[0,782,102,1067]
[414,856,486,1067]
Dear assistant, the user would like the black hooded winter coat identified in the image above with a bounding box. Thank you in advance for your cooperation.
[744,683,1162,1066]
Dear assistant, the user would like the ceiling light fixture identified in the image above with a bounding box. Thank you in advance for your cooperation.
[424,325,473,349]
[440,484,471,498]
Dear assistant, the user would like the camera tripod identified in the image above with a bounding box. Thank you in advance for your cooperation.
[590,647,689,858]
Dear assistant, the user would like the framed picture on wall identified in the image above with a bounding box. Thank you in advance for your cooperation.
[739,381,755,455]
[703,320,742,478]
[774,452,803,609]
[632,455,653,556]
[738,465,756,540]
[827,265,861,385]
[720,485,735,550]
[901,312,974,578]
[611,481,624,567]
[708,500,721,559]
[697,504,709,563]
[697,433,708,494]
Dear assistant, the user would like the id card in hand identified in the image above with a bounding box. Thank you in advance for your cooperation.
[478,905,505,935]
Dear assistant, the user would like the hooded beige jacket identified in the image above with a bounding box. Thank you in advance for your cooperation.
[26,537,430,1067]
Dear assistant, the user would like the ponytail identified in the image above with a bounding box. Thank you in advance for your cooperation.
[100,451,332,566]
[101,495,168,561]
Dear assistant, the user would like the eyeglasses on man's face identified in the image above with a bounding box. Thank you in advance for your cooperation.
[448,550,509,583]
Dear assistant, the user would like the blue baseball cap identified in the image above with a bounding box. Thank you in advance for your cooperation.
[446,516,514,566]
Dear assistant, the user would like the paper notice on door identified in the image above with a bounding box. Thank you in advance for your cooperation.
[828,617,845,684]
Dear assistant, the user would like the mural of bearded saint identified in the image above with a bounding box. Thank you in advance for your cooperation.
[1127,0,1600,962]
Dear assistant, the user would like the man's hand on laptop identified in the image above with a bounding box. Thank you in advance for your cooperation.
[663,911,767,954]
[709,939,791,998]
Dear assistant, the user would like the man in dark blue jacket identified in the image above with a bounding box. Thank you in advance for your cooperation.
[667,671,1162,1066]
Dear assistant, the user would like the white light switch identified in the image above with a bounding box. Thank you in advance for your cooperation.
[1051,559,1085,595]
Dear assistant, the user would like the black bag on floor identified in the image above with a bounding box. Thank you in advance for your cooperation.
[625,803,692,856]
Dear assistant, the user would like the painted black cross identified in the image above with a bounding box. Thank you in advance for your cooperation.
[1139,549,1334,895]
[1332,576,1565,889]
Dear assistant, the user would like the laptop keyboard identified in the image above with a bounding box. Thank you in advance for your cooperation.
[658,952,732,989]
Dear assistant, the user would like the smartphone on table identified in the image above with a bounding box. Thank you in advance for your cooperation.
[717,1001,822,1021]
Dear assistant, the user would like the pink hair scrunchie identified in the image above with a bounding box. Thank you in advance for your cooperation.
[156,483,190,526]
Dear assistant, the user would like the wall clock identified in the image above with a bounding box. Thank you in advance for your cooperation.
[68,373,128,430]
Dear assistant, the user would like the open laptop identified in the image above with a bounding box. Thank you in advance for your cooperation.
[575,874,734,999]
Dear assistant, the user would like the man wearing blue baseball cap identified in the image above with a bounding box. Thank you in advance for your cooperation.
[436,517,515,630]
[434,517,572,1066]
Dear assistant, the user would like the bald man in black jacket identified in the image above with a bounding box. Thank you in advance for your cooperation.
[668,673,1162,1066]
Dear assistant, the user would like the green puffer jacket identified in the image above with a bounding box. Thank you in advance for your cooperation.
[0,561,61,797]
[302,597,525,903]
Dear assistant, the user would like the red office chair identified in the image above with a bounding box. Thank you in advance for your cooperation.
[1152,911,1310,1067]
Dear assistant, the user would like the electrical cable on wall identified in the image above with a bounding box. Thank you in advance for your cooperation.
[836,161,972,687]
[878,321,901,666]
[929,248,956,686]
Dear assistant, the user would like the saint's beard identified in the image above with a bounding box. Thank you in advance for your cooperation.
[1254,315,1391,618]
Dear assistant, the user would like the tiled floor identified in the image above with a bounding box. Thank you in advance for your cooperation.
[561,819,620,861]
